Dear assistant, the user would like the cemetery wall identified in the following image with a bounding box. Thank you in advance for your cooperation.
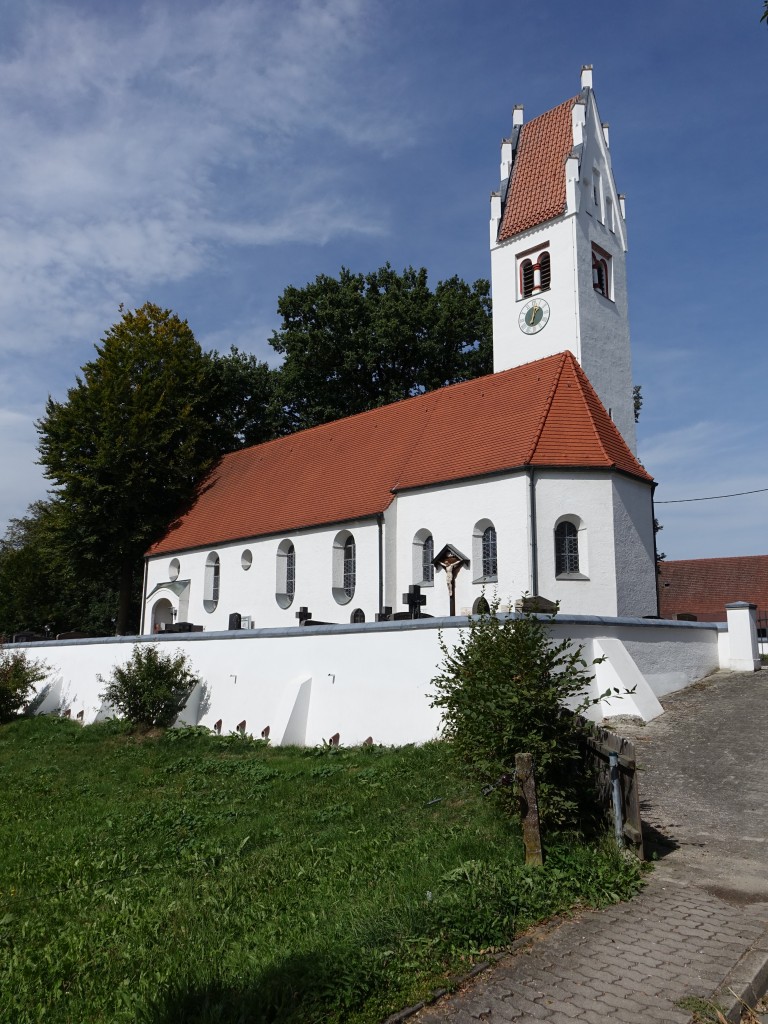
[9,614,728,746]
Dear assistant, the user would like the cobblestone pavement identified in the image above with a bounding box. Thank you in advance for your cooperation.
[406,671,768,1024]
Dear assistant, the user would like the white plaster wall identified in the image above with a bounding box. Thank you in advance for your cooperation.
[394,475,530,616]
[144,518,382,633]
[534,473,619,614]
[611,476,658,617]
[574,95,635,451]
[490,217,580,374]
[13,616,724,745]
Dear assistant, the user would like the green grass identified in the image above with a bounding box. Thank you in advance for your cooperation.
[0,716,644,1023]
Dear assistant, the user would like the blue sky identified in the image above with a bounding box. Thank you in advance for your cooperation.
[1,0,766,561]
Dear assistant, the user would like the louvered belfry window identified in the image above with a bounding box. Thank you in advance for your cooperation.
[520,259,534,297]
[538,251,551,290]
[555,522,579,575]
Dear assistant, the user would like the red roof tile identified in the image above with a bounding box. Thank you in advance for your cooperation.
[497,96,578,242]
[149,351,652,556]
[658,556,768,622]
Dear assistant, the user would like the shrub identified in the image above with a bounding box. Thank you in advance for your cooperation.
[99,645,201,729]
[430,599,604,831]
[0,647,48,723]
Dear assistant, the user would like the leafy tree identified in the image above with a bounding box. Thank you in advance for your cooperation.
[99,644,201,729]
[0,500,125,638]
[270,264,492,432]
[37,304,231,635]
[0,647,48,723]
[431,600,606,831]
[209,346,283,448]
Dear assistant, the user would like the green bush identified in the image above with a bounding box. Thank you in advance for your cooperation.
[99,645,201,729]
[0,648,48,723]
[430,599,604,831]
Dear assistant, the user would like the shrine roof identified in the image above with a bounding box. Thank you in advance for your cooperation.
[497,95,579,242]
[658,556,768,622]
[148,351,652,556]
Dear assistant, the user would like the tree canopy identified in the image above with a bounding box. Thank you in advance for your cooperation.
[36,304,238,634]
[270,264,492,432]
[8,266,491,637]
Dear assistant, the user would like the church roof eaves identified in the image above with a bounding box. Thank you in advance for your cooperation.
[497,95,579,242]
[147,351,652,557]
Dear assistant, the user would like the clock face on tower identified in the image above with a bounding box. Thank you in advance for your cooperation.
[518,297,550,335]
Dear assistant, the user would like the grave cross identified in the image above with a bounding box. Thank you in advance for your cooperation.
[402,585,427,619]
[295,606,311,626]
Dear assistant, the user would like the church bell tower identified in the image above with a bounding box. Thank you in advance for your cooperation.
[489,66,637,452]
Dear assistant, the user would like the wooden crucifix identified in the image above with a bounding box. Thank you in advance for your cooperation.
[433,543,470,617]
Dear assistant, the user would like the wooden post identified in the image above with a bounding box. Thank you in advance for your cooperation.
[515,753,544,866]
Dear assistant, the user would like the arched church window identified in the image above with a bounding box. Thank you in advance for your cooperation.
[482,526,497,579]
[332,531,356,604]
[343,537,356,599]
[203,552,220,613]
[350,608,365,624]
[555,521,579,575]
[520,259,534,297]
[276,540,295,608]
[472,519,498,583]
[538,251,551,290]
[422,535,434,584]
[412,529,435,586]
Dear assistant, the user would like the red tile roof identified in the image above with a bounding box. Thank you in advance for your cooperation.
[658,556,768,622]
[149,351,652,556]
[497,96,578,242]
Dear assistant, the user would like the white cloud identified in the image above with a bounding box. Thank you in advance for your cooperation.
[0,0,408,357]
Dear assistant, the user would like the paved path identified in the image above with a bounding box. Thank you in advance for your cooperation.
[404,671,768,1024]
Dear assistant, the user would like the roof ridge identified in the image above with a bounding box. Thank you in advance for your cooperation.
[524,352,569,463]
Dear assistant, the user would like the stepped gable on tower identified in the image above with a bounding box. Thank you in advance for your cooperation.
[149,351,651,557]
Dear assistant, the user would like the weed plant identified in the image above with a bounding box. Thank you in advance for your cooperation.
[431,601,608,830]
[0,717,643,1023]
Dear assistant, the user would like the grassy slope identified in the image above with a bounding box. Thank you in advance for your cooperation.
[0,717,643,1024]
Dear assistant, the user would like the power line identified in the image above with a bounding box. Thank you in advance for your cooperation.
[656,486,768,505]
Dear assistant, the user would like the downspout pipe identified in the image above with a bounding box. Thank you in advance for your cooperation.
[139,557,149,635]
[377,513,384,615]
[651,483,660,618]
[528,468,539,598]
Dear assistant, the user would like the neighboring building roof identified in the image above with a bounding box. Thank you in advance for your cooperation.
[497,95,579,242]
[148,350,652,556]
[658,556,768,622]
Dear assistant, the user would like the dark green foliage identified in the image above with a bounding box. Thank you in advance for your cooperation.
[99,644,201,728]
[0,648,47,723]
[270,264,492,432]
[0,500,125,637]
[36,304,233,634]
[431,601,604,830]
[0,720,643,1024]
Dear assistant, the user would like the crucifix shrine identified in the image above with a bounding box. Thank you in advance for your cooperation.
[433,543,470,617]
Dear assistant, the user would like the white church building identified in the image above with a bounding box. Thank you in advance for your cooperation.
[141,67,658,635]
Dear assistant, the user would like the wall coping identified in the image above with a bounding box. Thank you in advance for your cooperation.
[6,613,725,649]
